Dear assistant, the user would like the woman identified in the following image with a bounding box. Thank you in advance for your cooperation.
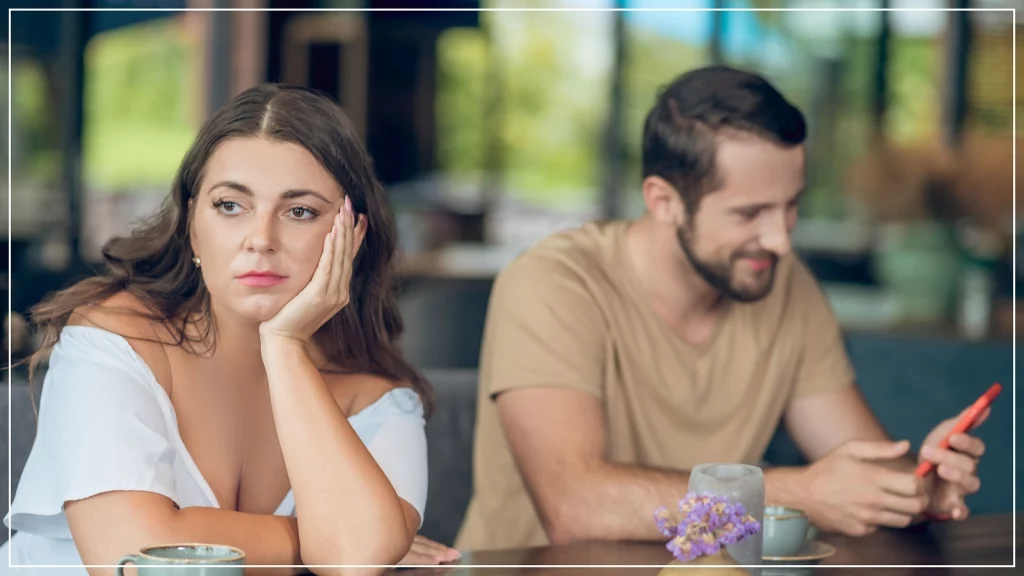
[2,84,459,575]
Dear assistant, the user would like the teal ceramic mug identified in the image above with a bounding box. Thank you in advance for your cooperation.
[762,505,809,558]
[116,544,245,576]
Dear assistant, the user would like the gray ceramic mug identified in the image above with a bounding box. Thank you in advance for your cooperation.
[762,505,810,558]
[116,544,245,576]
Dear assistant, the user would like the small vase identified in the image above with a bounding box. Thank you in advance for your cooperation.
[688,463,765,568]
[657,549,750,575]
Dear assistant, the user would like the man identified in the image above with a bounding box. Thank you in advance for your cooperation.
[454,66,988,551]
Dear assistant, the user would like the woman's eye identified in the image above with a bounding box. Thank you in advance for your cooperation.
[215,201,241,214]
[290,207,316,220]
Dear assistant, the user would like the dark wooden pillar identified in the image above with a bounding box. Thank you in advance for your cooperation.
[872,0,891,134]
[602,1,626,220]
[942,0,971,147]
[208,0,233,113]
[58,0,88,257]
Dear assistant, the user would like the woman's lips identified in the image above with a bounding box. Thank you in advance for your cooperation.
[237,274,288,287]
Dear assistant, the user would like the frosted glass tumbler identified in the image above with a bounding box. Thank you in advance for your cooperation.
[689,463,765,570]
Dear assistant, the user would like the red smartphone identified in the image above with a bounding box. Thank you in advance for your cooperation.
[914,383,1001,478]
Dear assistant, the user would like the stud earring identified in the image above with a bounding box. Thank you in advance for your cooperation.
[193,257,201,267]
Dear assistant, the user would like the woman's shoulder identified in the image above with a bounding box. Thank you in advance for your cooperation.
[65,291,174,396]
[322,372,421,420]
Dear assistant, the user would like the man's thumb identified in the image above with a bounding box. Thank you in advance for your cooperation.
[838,439,911,461]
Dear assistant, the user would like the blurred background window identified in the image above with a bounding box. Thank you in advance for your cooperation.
[81,14,202,261]
[83,17,199,194]
[3,0,1019,543]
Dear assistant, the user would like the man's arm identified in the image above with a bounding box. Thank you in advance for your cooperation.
[497,379,941,543]
[758,262,931,533]
[772,385,932,533]
[784,385,895,460]
[497,385,799,544]
[496,385,682,543]
[780,385,987,528]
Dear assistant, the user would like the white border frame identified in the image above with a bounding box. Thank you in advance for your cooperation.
[6,4,1015,569]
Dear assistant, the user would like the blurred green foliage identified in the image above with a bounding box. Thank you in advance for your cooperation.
[435,5,944,219]
[83,17,198,193]
[10,6,962,218]
[437,8,610,207]
[10,60,61,183]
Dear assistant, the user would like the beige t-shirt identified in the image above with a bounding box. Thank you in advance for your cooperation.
[454,220,854,551]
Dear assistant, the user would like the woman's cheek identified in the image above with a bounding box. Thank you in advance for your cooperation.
[292,232,329,277]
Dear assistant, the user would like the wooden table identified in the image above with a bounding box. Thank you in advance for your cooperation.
[393,514,1019,574]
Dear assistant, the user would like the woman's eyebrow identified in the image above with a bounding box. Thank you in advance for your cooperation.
[280,189,333,204]
[209,181,334,204]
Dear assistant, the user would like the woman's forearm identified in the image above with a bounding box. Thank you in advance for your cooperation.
[67,491,301,576]
[173,507,303,576]
[260,334,410,571]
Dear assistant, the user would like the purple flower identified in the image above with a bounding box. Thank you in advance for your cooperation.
[656,492,762,563]
[653,506,678,537]
[668,534,721,562]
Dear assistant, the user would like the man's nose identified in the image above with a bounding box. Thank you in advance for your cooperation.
[759,212,792,258]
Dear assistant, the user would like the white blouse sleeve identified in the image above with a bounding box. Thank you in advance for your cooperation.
[349,388,429,527]
[4,326,179,540]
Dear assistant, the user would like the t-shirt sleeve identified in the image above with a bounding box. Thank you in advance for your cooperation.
[4,327,179,540]
[789,259,857,398]
[479,251,606,400]
[349,388,428,527]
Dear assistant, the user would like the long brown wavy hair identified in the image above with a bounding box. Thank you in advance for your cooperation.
[26,83,432,415]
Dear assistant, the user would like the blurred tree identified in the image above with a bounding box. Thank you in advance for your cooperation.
[746,0,785,29]
[83,16,199,193]
[436,28,488,178]
[11,60,61,182]
[621,26,707,197]
[888,36,942,144]
[436,1,612,207]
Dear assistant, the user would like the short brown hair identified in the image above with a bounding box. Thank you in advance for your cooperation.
[642,66,807,211]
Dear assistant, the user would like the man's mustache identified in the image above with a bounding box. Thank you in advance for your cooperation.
[732,250,778,265]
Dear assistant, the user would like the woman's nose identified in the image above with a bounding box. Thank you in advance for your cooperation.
[245,211,277,253]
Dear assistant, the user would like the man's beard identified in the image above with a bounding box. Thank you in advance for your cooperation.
[676,223,779,303]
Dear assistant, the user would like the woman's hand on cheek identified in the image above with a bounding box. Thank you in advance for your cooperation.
[259,196,365,343]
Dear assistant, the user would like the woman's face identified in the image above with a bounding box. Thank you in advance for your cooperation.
[190,136,351,324]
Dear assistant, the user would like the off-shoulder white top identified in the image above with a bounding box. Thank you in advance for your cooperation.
[2,326,428,574]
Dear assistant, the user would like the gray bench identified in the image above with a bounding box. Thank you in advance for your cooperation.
[2,378,40,537]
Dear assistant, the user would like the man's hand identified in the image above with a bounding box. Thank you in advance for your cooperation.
[918,406,989,520]
[797,439,929,536]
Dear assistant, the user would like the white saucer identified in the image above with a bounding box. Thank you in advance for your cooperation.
[762,540,836,575]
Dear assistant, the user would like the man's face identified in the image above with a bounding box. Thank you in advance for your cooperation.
[677,135,805,302]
